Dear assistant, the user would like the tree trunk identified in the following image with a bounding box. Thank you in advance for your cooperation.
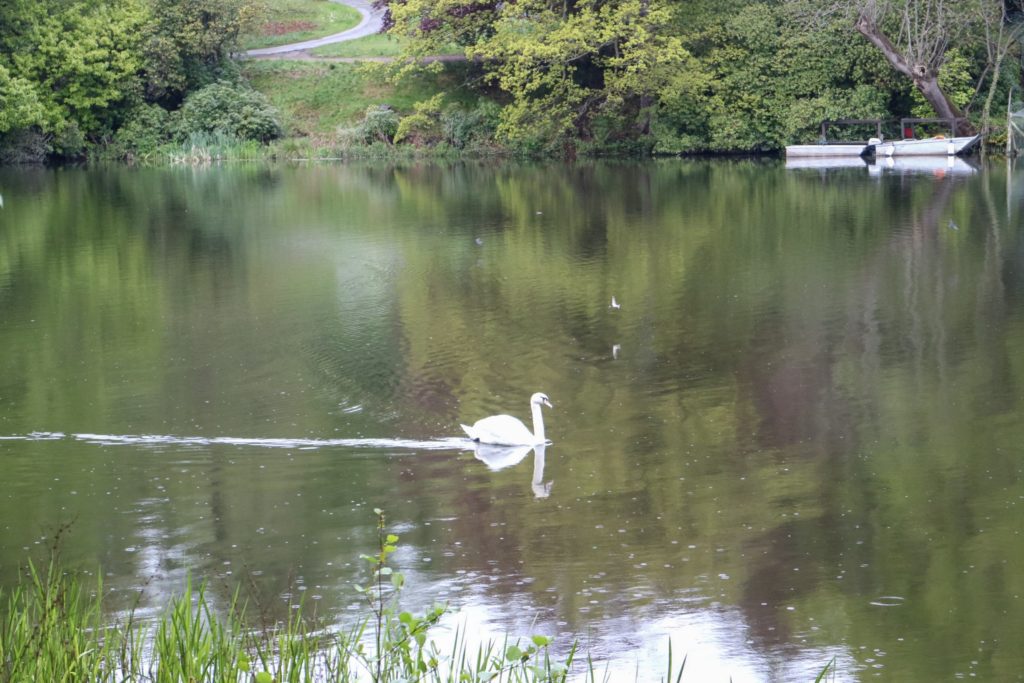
[980,48,1004,141]
[854,14,977,136]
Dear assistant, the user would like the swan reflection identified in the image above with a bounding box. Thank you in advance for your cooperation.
[472,443,552,498]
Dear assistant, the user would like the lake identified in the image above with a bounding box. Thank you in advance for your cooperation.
[1,158,1023,681]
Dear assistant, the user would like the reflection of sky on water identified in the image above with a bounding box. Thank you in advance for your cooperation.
[393,580,858,682]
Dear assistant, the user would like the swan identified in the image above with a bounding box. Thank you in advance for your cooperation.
[610,295,620,309]
[461,392,553,446]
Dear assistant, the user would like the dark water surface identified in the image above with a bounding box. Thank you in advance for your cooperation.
[2,159,1024,681]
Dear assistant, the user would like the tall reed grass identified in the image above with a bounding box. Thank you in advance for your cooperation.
[0,559,585,683]
[2,513,833,682]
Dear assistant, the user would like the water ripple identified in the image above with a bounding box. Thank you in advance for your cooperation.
[3,432,471,452]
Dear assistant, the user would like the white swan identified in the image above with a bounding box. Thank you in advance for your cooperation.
[461,392,553,446]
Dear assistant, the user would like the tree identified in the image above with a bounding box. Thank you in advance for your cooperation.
[653,1,896,152]
[795,0,983,135]
[972,0,1024,137]
[854,1,977,134]
[381,0,691,150]
[0,64,44,134]
[0,0,146,141]
[142,0,265,106]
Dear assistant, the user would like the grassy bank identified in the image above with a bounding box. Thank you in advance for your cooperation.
[0,561,581,683]
[241,60,484,138]
[240,0,362,51]
[1,513,586,683]
[0,512,841,682]
[310,34,407,59]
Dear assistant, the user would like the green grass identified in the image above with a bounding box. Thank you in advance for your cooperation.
[240,0,362,50]
[0,557,839,683]
[0,559,579,683]
[310,33,408,58]
[0,506,831,683]
[242,60,484,137]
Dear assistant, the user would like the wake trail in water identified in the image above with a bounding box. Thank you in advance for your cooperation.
[0,431,472,452]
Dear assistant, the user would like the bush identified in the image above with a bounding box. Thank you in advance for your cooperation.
[441,100,500,149]
[352,105,399,144]
[0,128,51,164]
[109,104,173,159]
[175,81,282,142]
[394,94,444,145]
[50,121,88,160]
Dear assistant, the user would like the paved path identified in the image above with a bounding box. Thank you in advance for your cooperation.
[244,0,384,58]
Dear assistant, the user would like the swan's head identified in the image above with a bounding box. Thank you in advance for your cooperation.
[531,392,553,408]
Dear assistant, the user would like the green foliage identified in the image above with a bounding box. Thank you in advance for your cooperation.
[0,64,44,134]
[354,508,449,681]
[241,59,482,138]
[441,100,501,148]
[353,104,401,144]
[143,0,264,104]
[110,103,173,159]
[175,80,282,142]
[311,33,407,58]
[0,531,577,683]
[168,130,269,162]
[0,559,118,682]
[387,0,691,149]
[653,2,898,152]
[394,93,445,144]
[0,0,147,144]
[154,578,246,682]
[910,49,974,120]
[0,128,50,164]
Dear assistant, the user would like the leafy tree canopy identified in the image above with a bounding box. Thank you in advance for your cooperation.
[383,0,692,150]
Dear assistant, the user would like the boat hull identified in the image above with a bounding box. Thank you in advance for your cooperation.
[785,143,871,158]
[874,135,980,157]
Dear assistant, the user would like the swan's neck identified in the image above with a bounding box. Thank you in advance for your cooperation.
[531,402,545,443]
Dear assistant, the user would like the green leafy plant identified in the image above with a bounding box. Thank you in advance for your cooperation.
[175,80,282,142]
[352,507,447,681]
[355,105,401,144]
[394,94,445,145]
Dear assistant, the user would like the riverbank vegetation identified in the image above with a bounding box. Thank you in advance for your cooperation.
[0,0,1021,161]
[0,514,589,683]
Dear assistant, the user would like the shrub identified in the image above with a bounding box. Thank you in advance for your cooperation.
[50,121,87,160]
[394,94,444,145]
[441,100,500,149]
[110,103,173,159]
[175,81,282,142]
[0,128,51,164]
[352,105,400,144]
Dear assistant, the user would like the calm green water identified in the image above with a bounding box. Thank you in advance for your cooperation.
[2,159,1024,681]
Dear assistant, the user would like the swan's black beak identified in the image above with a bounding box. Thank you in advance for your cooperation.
[543,398,553,408]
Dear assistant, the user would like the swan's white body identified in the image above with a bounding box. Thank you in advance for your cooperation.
[461,392,552,446]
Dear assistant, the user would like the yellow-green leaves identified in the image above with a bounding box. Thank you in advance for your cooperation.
[384,0,692,148]
[0,65,44,133]
[394,92,445,144]
[1,0,147,138]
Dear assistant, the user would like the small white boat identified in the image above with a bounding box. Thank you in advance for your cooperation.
[785,143,873,158]
[874,134,981,157]
[785,119,883,158]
